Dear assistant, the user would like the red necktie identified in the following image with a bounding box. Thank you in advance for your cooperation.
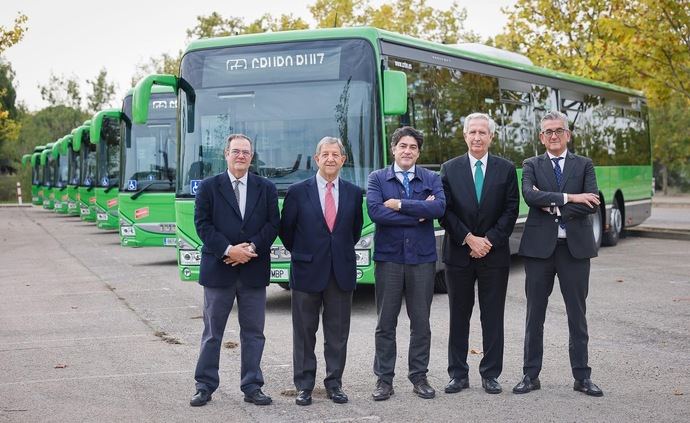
[325,182,336,232]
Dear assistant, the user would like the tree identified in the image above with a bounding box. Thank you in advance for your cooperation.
[38,73,82,109]
[309,0,368,28]
[86,68,116,114]
[0,13,28,54]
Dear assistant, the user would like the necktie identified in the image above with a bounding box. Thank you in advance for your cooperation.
[552,157,566,230]
[233,179,241,205]
[325,182,336,232]
[402,171,411,198]
[474,161,484,203]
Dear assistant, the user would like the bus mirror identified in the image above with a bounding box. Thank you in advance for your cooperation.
[383,70,408,116]
[90,109,123,144]
[133,74,178,124]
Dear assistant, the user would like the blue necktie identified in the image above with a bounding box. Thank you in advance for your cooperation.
[552,157,565,230]
[402,171,411,198]
[474,161,484,203]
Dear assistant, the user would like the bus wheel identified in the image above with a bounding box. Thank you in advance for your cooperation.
[592,203,603,252]
[434,271,447,294]
[277,283,290,290]
[603,198,622,247]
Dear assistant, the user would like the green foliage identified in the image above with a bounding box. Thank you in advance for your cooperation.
[38,73,82,109]
[0,13,28,55]
[86,68,116,114]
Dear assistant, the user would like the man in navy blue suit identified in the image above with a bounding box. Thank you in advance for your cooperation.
[367,126,446,401]
[190,134,280,407]
[280,136,364,406]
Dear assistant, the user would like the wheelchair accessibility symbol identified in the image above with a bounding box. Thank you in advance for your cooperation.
[127,180,138,191]
[190,180,201,196]
[101,176,109,187]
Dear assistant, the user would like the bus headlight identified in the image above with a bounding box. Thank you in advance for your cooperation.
[355,234,373,249]
[180,250,201,265]
[121,225,135,236]
[355,249,370,266]
[270,245,291,262]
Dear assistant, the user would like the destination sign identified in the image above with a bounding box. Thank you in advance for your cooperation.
[202,47,342,87]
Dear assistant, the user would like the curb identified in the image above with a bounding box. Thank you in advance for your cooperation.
[625,227,690,241]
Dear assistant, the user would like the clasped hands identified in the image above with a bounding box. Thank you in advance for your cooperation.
[383,195,435,222]
[466,233,492,258]
[223,242,257,266]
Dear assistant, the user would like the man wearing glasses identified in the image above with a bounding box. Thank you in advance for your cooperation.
[190,134,280,407]
[513,111,604,397]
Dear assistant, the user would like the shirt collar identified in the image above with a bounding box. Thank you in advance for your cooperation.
[468,153,488,168]
[393,163,416,176]
[227,170,248,185]
[547,150,567,161]
[316,172,338,189]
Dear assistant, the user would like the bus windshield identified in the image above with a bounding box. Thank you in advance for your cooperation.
[69,147,81,186]
[56,153,68,188]
[33,161,41,185]
[97,116,121,188]
[44,157,55,187]
[177,38,379,196]
[80,134,97,187]
[121,94,177,192]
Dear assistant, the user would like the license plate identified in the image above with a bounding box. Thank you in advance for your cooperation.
[97,212,108,221]
[68,202,76,209]
[80,207,89,215]
[270,268,289,281]
[164,237,177,246]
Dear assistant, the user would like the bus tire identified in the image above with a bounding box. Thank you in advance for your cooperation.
[592,203,603,252]
[277,282,290,290]
[602,198,622,247]
[434,271,447,294]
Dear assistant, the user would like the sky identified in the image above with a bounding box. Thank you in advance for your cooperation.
[2,0,515,112]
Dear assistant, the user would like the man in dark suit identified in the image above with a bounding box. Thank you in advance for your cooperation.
[367,126,446,401]
[280,136,364,406]
[190,134,280,407]
[440,113,519,395]
[512,111,604,397]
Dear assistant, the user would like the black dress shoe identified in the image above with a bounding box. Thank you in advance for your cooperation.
[574,379,604,397]
[295,389,312,406]
[244,389,272,405]
[372,380,394,401]
[481,378,502,394]
[412,378,436,399]
[190,389,212,407]
[326,386,348,404]
[444,377,470,393]
[512,375,540,394]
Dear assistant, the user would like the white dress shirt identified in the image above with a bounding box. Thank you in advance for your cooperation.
[224,170,249,256]
[546,151,569,238]
[468,153,488,181]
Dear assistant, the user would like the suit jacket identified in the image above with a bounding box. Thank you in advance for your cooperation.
[279,176,364,293]
[366,165,445,264]
[518,152,598,259]
[194,171,280,288]
[440,153,519,268]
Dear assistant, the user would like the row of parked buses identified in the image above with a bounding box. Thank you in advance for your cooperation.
[22,27,653,292]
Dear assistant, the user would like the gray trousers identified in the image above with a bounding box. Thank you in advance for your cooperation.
[373,261,435,385]
[194,282,267,395]
[292,275,353,391]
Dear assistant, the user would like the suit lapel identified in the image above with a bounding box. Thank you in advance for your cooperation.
[539,153,560,192]
[459,154,479,209]
[243,173,260,222]
[559,151,576,189]
[218,173,242,218]
[306,177,329,232]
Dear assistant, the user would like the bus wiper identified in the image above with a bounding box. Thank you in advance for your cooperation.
[131,181,173,200]
[86,185,94,192]
[104,182,119,193]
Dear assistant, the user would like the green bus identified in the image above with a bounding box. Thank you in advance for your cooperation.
[52,136,70,214]
[73,121,98,222]
[62,133,80,216]
[27,145,46,205]
[39,142,56,210]
[132,27,652,286]
[118,87,178,247]
[91,109,122,230]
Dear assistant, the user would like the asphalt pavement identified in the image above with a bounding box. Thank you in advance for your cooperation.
[1,206,689,422]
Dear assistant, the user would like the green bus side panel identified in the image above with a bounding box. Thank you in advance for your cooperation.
[118,192,177,247]
[95,187,119,230]
[77,187,97,222]
[66,186,80,215]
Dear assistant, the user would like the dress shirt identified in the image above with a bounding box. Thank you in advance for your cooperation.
[224,170,249,256]
[468,153,488,181]
[316,172,339,214]
[547,151,569,238]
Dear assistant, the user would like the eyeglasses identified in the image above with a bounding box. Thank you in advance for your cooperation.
[541,128,568,137]
[228,149,251,157]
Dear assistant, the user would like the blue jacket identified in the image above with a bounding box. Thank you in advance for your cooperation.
[366,165,446,264]
[279,176,364,293]
[194,171,280,288]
